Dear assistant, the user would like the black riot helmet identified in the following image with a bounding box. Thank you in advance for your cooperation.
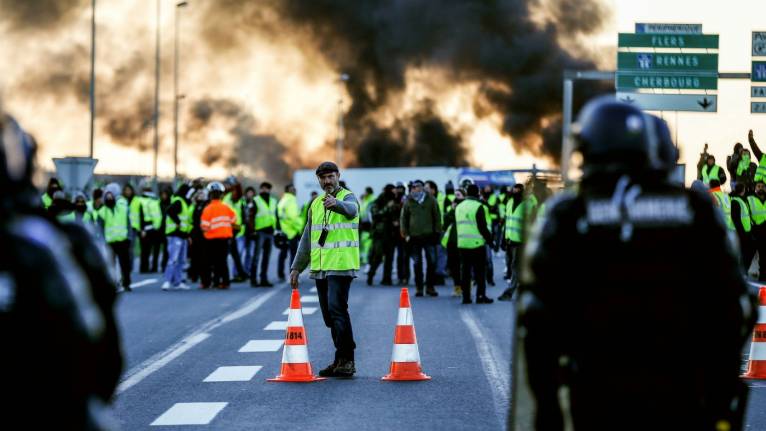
[573,96,658,180]
[646,114,678,175]
[0,115,37,212]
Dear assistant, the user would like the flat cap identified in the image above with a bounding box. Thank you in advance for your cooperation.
[315,161,339,175]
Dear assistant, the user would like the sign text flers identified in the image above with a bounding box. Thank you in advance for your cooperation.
[618,33,719,49]
[617,93,717,112]
[616,73,718,90]
[617,53,718,72]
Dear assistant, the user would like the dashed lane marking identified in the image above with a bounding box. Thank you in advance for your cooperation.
[460,308,510,429]
[239,339,284,352]
[116,287,282,394]
[203,366,263,382]
[301,295,319,303]
[151,402,228,426]
[283,307,318,315]
[264,321,289,331]
[310,287,317,293]
[130,278,158,288]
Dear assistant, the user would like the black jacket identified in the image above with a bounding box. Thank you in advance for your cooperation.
[517,178,756,430]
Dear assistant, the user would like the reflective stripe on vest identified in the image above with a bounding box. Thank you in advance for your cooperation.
[712,191,735,231]
[504,199,525,242]
[101,200,130,243]
[165,196,191,234]
[702,164,721,185]
[749,195,766,226]
[455,199,485,249]
[255,195,277,230]
[309,188,360,271]
[732,197,752,233]
[756,155,766,183]
[278,193,302,239]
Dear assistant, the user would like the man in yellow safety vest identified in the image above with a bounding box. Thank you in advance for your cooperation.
[290,161,359,378]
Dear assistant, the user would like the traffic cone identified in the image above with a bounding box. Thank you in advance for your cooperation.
[268,289,326,383]
[382,288,431,381]
[743,286,766,379]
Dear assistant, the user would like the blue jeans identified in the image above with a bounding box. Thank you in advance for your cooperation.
[435,244,448,276]
[409,237,437,290]
[164,236,188,286]
[250,232,273,283]
[242,236,256,274]
[316,276,356,361]
[230,236,249,278]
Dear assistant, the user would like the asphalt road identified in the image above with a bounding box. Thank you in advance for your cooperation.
[112,258,513,430]
[111,256,766,430]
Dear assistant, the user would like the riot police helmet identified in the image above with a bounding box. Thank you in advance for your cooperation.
[573,96,657,179]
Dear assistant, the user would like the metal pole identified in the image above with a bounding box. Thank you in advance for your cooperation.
[561,78,574,183]
[174,2,187,179]
[88,0,96,158]
[153,0,161,181]
[336,98,344,166]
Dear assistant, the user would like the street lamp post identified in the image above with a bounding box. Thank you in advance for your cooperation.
[152,0,161,182]
[88,0,96,158]
[173,1,188,180]
[336,73,349,167]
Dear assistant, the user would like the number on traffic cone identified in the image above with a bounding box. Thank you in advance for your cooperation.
[268,289,326,382]
[743,286,766,379]
[382,288,431,381]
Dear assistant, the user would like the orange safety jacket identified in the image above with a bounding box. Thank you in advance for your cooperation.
[200,199,236,239]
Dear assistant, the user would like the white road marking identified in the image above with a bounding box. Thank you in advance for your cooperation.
[239,339,284,352]
[130,278,158,288]
[117,287,282,394]
[301,295,319,303]
[460,308,510,429]
[203,366,262,382]
[310,287,317,293]
[264,321,289,331]
[151,402,228,426]
[282,307,317,315]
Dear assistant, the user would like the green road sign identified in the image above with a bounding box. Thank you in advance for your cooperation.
[753,61,766,82]
[618,33,719,49]
[617,52,718,72]
[616,73,718,90]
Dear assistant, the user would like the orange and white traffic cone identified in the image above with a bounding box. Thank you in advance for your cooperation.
[382,288,431,381]
[743,286,766,379]
[268,289,326,383]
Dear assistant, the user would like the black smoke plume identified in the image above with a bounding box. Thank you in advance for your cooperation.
[201,0,609,165]
[187,98,291,181]
[0,0,86,31]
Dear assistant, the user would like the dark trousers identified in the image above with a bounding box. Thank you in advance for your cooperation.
[460,246,487,300]
[203,238,230,287]
[502,243,521,297]
[109,240,132,288]
[188,236,207,282]
[447,243,461,285]
[251,231,273,283]
[395,239,410,283]
[160,234,168,272]
[369,237,394,283]
[409,237,437,291]
[738,233,756,273]
[316,276,356,361]
[139,230,162,273]
[277,236,299,279]
[229,237,247,278]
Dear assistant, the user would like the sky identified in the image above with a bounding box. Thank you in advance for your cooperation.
[606,0,766,184]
